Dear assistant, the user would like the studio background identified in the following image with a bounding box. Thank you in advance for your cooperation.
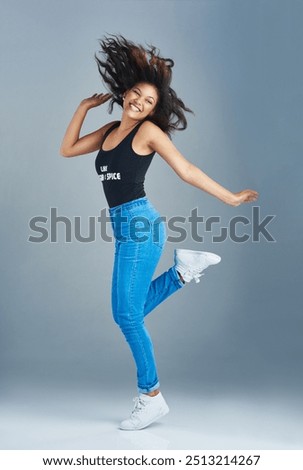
[1,0,302,450]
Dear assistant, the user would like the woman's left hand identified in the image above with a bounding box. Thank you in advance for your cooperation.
[230,189,259,206]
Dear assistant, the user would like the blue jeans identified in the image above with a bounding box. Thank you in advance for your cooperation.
[109,196,185,393]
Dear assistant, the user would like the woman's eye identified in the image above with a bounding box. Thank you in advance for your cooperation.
[133,90,139,95]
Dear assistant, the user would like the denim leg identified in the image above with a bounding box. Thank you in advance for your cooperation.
[111,235,163,393]
[109,197,185,393]
[143,265,184,317]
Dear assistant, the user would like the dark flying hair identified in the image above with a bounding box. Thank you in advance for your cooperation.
[94,34,193,135]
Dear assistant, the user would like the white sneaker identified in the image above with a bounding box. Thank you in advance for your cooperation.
[174,248,221,283]
[119,392,169,431]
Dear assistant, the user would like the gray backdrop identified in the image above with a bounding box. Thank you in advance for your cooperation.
[1,0,303,450]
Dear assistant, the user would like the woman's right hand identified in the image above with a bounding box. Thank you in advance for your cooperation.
[60,92,115,157]
[80,92,113,110]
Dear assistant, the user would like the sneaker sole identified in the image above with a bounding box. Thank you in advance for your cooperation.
[175,249,221,265]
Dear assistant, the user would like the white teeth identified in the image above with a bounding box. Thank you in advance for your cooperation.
[130,103,140,112]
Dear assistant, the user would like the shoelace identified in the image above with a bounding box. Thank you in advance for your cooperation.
[131,396,146,417]
[186,267,205,283]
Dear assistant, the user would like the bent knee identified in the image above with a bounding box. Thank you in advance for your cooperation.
[113,311,143,329]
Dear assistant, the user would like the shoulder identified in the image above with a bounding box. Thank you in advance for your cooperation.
[98,120,120,143]
[139,120,163,135]
[103,120,120,133]
[137,120,168,146]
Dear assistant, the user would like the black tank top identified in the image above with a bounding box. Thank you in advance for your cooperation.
[95,121,155,208]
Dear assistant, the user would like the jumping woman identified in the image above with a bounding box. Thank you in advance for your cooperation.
[60,34,259,431]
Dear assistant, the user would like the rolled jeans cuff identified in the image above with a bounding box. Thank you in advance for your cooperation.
[138,381,160,394]
[170,265,185,288]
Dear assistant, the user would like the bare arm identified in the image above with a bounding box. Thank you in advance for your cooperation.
[60,93,114,157]
[143,121,259,207]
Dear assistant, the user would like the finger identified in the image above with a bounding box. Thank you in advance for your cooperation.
[103,94,112,102]
[99,94,110,99]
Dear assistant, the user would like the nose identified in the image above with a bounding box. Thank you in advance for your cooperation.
[134,97,142,107]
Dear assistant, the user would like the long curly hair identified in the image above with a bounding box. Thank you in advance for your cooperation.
[94,34,193,135]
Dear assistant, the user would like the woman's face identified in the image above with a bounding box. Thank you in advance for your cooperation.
[123,82,159,120]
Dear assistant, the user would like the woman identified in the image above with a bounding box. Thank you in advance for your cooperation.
[60,35,259,431]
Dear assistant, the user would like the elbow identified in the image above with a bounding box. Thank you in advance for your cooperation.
[180,162,194,183]
[60,147,71,157]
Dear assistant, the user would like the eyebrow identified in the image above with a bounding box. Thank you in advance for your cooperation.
[134,87,156,101]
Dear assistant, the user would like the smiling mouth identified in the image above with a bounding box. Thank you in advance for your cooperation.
[130,103,141,112]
